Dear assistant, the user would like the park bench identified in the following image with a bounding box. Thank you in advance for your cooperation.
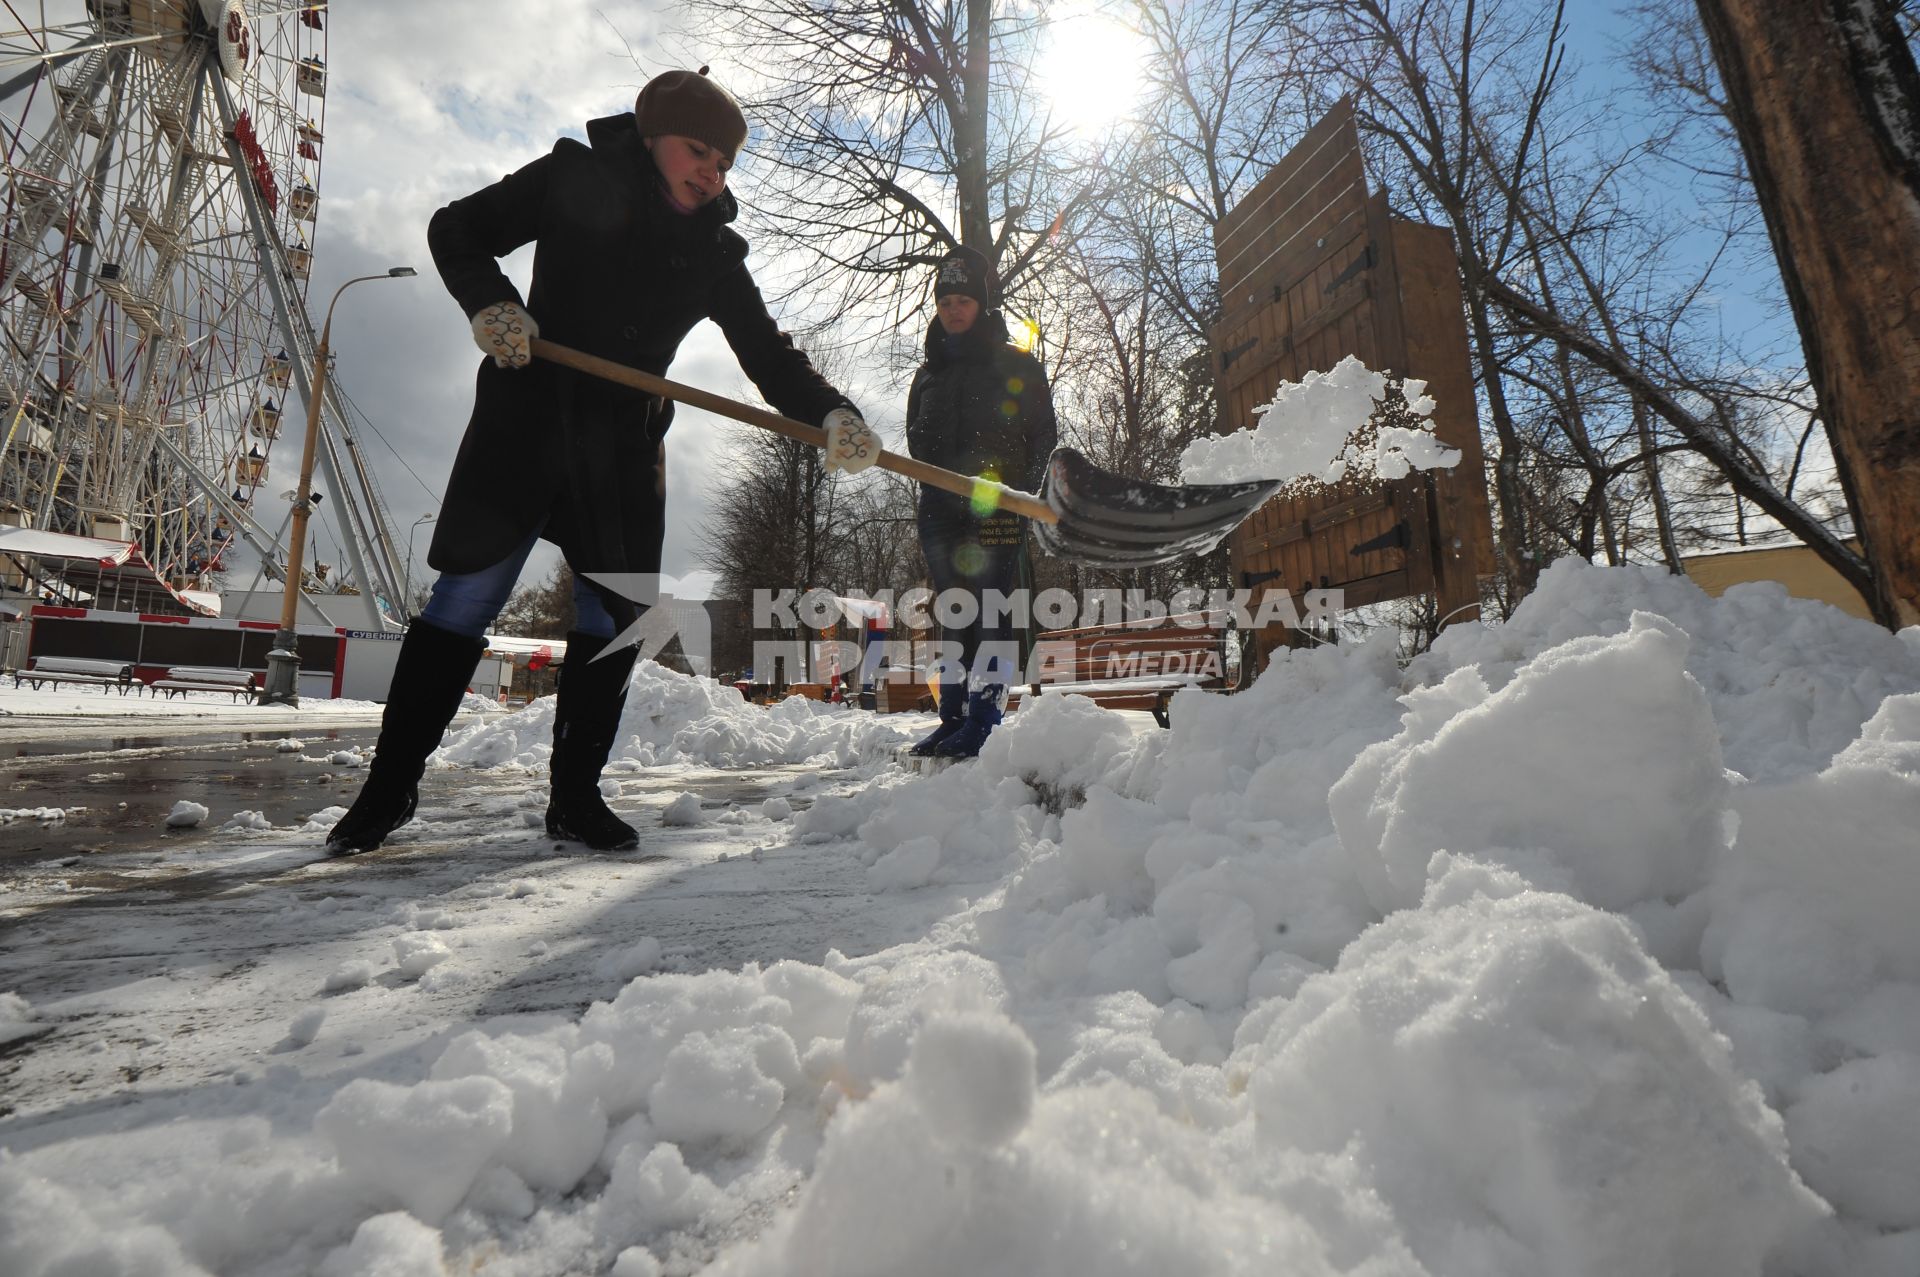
[147,665,258,701]
[11,655,137,694]
[1015,609,1245,728]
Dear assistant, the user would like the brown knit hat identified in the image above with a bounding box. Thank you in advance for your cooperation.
[634,67,748,162]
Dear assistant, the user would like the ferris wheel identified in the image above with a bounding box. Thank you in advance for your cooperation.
[0,1,400,625]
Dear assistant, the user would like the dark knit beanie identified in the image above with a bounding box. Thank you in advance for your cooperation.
[933,247,992,305]
[634,67,748,162]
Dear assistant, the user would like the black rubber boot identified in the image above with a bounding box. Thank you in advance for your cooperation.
[933,684,1006,759]
[326,619,486,855]
[545,630,641,851]
[908,680,968,756]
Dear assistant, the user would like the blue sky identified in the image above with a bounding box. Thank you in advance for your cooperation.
[285,1,1793,604]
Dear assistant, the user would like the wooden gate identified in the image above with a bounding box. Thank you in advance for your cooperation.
[1210,99,1494,664]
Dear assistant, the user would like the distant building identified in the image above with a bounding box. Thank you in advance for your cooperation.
[1680,541,1870,620]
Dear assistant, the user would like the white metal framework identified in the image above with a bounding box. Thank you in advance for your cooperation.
[0,1,399,626]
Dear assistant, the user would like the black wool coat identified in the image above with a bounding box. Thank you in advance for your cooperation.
[904,312,1059,528]
[425,112,852,576]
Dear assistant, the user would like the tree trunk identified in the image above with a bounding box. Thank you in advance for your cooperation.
[1694,0,1920,628]
[957,0,993,255]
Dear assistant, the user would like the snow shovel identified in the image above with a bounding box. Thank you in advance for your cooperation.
[531,338,1283,569]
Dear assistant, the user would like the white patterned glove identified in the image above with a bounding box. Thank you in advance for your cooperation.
[822,407,877,474]
[471,301,538,368]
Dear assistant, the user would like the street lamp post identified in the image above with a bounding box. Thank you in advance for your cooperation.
[260,266,418,706]
[404,512,436,613]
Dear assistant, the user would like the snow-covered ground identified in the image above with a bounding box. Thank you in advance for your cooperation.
[0,684,396,726]
[5,560,1920,1276]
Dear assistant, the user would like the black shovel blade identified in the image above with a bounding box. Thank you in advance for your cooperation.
[1032,448,1285,568]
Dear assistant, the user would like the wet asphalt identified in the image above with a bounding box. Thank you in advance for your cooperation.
[1,724,384,864]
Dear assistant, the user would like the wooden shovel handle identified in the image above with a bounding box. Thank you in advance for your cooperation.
[530,337,1057,524]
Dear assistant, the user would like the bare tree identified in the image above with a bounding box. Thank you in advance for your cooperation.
[698,429,841,607]
[1279,0,1877,617]
[658,0,1110,346]
[496,561,577,639]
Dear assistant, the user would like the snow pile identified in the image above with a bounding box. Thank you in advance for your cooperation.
[1330,611,1731,913]
[435,660,910,772]
[5,560,1919,1276]
[1704,691,1920,1012]
[1180,355,1459,486]
[760,558,1915,1272]
[164,800,208,828]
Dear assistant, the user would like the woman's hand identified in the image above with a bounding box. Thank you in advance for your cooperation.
[822,407,878,474]
[471,301,538,368]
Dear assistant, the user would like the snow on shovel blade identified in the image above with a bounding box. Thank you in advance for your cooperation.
[1031,448,1284,569]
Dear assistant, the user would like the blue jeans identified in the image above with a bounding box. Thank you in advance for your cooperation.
[918,503,1024,686]
[421,527,624,639]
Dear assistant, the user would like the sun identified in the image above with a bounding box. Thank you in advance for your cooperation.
[1032,11,1151,135]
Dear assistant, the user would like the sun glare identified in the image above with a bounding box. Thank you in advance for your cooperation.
[1033,12,1150,135]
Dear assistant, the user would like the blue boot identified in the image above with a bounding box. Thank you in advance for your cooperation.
[909,680,968,756]
[932,685,1004,759]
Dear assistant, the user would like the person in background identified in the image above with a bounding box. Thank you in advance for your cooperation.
[327,68,876,855]
[904,247,1057,758]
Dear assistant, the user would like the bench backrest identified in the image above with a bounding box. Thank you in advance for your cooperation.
[1030,624,1243,691]
[165,666,257,686]
[30,656,132,678]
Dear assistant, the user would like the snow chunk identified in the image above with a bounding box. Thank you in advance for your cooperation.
[904,1009,1036,1149]
[1180,356,1457,487]
[314,1076,515,1222]
[794,794,864,840]
[164,800,208,829]
[430,1031,609,1193]
[597,937,664,983]
[1332,611,1729,913]
[303,805,348,832]
[323,961,376,993]
[867,835,942,891]
[222,810,272,832]
[600,1140,723,1243]
[610,1247,664,1277]
[0,807,73,824]
[316,1211,446,1277]
[393,934,451,980]
[1786,1053,1920,1230]
[0,991,37,1045]
[660,792,706,826]
[647,1024,799,1147]
[286,1006,326,1047]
